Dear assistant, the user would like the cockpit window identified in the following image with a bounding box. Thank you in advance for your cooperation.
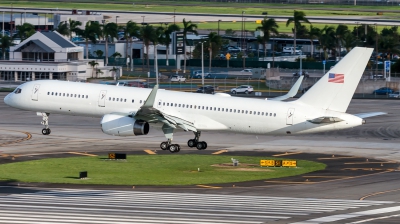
[14,88,22,94]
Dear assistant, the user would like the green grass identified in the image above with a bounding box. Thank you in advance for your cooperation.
[0,155,326,185]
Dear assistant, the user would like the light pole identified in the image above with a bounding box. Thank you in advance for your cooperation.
[141,16,145,25]
[174,9,176,24]
[116,16,119,24]
[201,41,206,86]
[24,8,26,24]
[375,23,378,75]
[241,11,245,50]
[218,20,221,35]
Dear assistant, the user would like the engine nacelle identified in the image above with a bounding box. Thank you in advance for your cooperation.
[100,114,149,136]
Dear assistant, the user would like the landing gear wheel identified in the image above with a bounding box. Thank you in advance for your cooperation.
[48,129,51,135]
[202,141,207,149]
[187,139,197,148]
[196,142,204,150]
[160,142,168,150]
[41,128,48,135]
[168,144,179,153]
[176,144,181,152]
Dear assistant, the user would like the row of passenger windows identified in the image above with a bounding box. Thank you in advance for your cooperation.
[48,92,88,99]
[107,97,144,104]
[159,101,276,117]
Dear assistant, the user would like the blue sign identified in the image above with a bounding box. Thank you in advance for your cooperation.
[322,60,326,65]
[385,61,390,72]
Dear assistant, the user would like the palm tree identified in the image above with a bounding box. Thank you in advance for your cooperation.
[152,27,165,84]
[0,34,13,60]
[69,19,82,40]
[307,25,321,58]
[163,24,180,66]
[257,17,279,59]
[82,21,101,59]
[140,25,156,71]
[342,32,356,53]
[335,24,349,58]
[256,35,263,58]
[101,22,118,66]
[109,66,119,79]
[16,23,35,41]
[286,10,310,54]
[88,60,99,78]
[120,21,140,69]
[56,21,69,37]
[319,25,336,60]
[182,19,198,73]
[207,32,222,72]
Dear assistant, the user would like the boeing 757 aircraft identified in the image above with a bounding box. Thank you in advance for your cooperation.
[4,47,384,153]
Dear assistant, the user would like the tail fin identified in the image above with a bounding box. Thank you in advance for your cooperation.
[297,47,373,112]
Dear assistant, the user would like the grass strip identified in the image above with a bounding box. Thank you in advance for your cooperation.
[0,155,326,185]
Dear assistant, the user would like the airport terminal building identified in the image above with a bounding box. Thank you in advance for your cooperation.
[0,31,115,82]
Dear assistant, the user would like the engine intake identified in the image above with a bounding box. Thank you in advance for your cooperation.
[101,114,149,136]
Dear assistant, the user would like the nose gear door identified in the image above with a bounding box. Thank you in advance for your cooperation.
[31,84,40,101]
[98,90,107,107]
[286,108,295,125]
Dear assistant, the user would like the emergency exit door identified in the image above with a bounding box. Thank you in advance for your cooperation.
[98,90,107,107]
[31,84,40,101]
[286,108,295,125]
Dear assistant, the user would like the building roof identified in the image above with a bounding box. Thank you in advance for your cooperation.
[41,31,76,48]
[14,39,55,53]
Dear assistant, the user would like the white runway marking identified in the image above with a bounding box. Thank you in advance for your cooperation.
[0,189,396,224]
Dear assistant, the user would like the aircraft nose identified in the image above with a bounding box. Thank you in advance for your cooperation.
[4,93,11,106]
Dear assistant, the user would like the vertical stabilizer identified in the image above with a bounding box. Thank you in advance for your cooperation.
[297,47,373,112]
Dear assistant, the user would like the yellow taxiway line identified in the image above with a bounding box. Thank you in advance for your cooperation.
[68,152,98,157]
[197,185,222,189]
[144,149,157,155]
[360,188,400,200]
[273,152,302,157]
[212,150,228,155]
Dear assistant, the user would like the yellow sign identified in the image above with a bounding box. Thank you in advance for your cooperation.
[226,53,231,60]
[260,160,275,167]
[283,160,297,167]
[108,153,115,159]
[256,20,262,24]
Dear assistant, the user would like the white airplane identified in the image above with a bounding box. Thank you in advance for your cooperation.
[4,47,384,153]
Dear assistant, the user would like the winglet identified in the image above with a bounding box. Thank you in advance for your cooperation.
[142,85,159,108]
[270,75,304,101]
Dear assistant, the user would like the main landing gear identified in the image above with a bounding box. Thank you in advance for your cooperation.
[39,112,51,135]
[160,139,180,153]
[187,131,207,150]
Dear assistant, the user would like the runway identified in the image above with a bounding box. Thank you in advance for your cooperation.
[2,91,400,223]
[0,189,398,224]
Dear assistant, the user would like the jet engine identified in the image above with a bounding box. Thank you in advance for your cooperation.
[100,114,149,136]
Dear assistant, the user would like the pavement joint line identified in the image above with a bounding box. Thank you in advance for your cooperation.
[264,181,314,184]
[318,156,359,160]
[344,162,397,164]
[360,188,400,200]
[196,185,222,189]
[68,152,98,157]
[211,150,228,155]
[144,149,157,155]
[272,151,302,157]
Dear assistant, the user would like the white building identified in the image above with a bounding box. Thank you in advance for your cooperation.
[0,31,118,82]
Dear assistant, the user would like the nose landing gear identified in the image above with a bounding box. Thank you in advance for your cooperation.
[38,112,51,135]
[160,139,181,153]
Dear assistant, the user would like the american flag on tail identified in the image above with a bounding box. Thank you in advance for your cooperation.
[328,73,344,83]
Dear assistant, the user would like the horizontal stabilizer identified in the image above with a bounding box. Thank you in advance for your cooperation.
[308,117,343,124]
[270,75,304,101]
[354,112,387,119]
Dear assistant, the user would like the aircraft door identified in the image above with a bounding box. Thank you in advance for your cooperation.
[98,90,107,107]
[286,108,295,125]
[31,84,40,101]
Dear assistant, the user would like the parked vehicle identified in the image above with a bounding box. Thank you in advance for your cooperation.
[230,85,254,94]
[282,47,301,54]
[372,74,385,79]
[293,71,309,78]
[389,91,400,98]
[117,80,148,88]
[372,87,394,95]
[193,71,212,79]
[196,85,215,94]
[240,69,252,73]
[170,75,186,82]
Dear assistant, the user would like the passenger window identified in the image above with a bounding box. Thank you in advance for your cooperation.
[87,95,89,99]
[258,112,260,115]
[254,111,256,115]
[109,97,111,101]
[74,94,77,97]
[47,92,50,95]
[242,110,244,113]
[214,107,216,111]
[234,109,236,113]
[132,99,134,103]
[52,92,54,95]
[113,98,115,101]
[274,113,276,117]
[246,111,248,114]
[250,111,252,114]
[230,109,232,112]
[206,107,208,110]
[222,108,224,112]
[55,93,58,96]
[116,98,119,101]
[140,100,142,104]
[63,93,65,96]
[190,105,192,108]
[78,94,80,98]
[163,102,165,106]
[167,103,169,106]
[262,112,264,116]
[265,112,268,116]
[202,106,204,109]
[270,113,272,116]
[158,102,161,105]
[124,99,126,102]
[175,103,177,107]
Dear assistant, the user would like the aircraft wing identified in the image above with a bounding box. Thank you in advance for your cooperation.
[307,116,344,124]
[353,112,387,118]
[269,75,304,101]
[134,85,197,132]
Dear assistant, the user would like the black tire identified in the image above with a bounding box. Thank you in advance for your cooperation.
[232,90,236,94]
[168,144,178,153]
[196,142,204,150]
[41,128,48,135]
[47,128,51,135]
[245,90,249,94]
[187,139,196,148]
[202,141,207,149]
[176,144,181,152]
[160,142,168,150]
